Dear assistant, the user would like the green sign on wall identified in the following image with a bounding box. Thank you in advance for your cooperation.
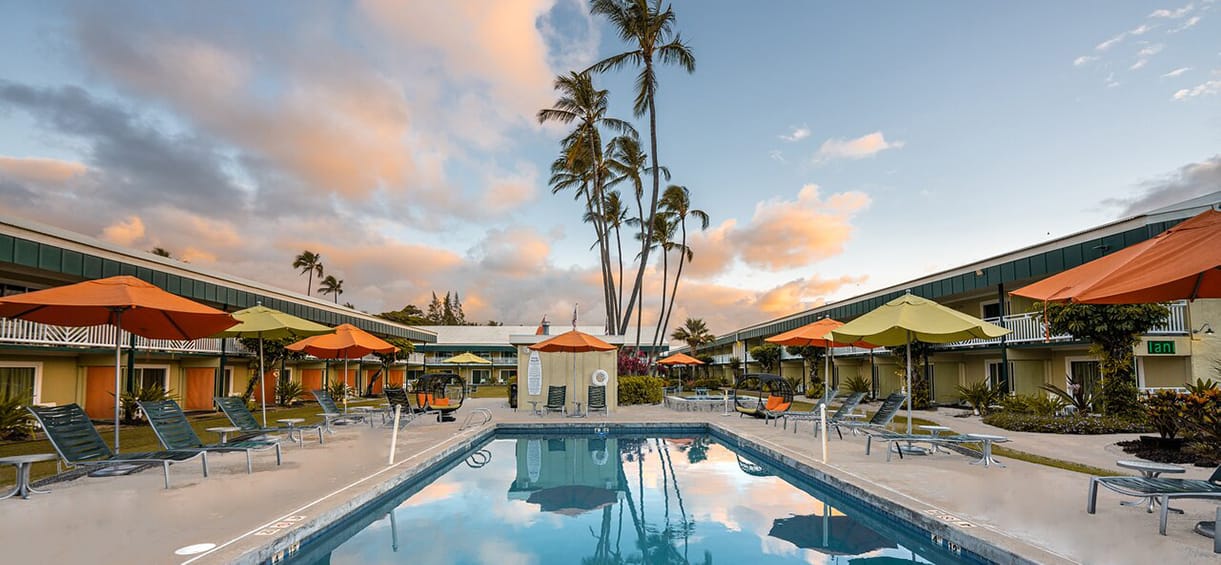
[1147,340,1175,355]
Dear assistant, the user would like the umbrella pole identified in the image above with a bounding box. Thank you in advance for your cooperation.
[906,330,913,435]
[343,357,349,413]
[823,347,832,406]
[112,310,123,452]
[260,332,267,427]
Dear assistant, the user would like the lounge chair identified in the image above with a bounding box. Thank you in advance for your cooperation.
[587,385,608,416]
[760,394,794,426]
[1196,506,1218,553]
[383,387,431,427]
[543,385,567,416]
[1087,465,1221,535]
[832,392,907,439]
[26,404,208,489]
[312,389,368,431]
[782,392,866,435]
[864,428,974,461]
[778,398,825,431]
[139,399,281,474]
[214,396,325,444]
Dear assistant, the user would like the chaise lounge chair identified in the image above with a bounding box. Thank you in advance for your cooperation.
[587,385,608,416]
[864,428,974,461]
[26,404,209,489]
[543,385,567,416]
[214,396,325,444]
[140,399,282,474]
[312,389,368,431]
[1087,464,1221,535]
[832,392,907,439]
[782,392,865,435]
[383,386,431,427]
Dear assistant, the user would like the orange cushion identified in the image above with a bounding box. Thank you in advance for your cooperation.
[765,395,784,411]
[774,402,791,412]
[432,397,450,407]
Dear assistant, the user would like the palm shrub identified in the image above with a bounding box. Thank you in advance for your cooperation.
[327,380,350,401]
[1185,377,1218,395]
[1143,389,1185,439]
[276,380,305,407]
[957,381,1001,416]
[0,398,33,441]
[1178,388,1221,464]
[1024,394,1067,417]
[1040,373,1093,414]
[117,385,173,424]
[843,375,871,395]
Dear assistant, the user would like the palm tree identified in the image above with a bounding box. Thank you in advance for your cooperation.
[658,185,708,345]
[539,71,636,332]
[590,0,695,338]
[317,275,343,304]
[639,213,675,359]
[292,251,324,297]
[606,135,670,347]
[670,318,713,352]
[149,247,172,258]
[603,190,630,323]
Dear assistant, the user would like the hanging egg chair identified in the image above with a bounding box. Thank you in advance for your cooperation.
[733,373,793,420]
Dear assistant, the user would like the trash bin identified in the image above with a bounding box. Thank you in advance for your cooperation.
[509,383,518,410]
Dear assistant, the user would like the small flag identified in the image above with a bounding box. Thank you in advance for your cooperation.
[572,303,579,329]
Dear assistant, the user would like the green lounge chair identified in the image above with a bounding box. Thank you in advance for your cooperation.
[587,385,608,416]
[311,389,368,431]
[864,428,974,461]
[26,404,208,489]
[139,399,281,474]
[1196,506,1218,553]
[832,392,907,439]
[383,387,429,427]
[1088,465,1221,535]
[543,385,567,416]
[782,392,866,435]
[778,398,826,432]
[214,396,325,444]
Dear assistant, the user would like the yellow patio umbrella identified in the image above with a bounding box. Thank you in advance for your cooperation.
[829,292,1009,434]
[440,352,493,365]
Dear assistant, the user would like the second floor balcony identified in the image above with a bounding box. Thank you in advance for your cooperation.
[0,318,253,356]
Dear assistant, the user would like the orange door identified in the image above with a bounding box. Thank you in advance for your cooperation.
[300,369,323,393]
[85,366,116,418]
[183,368,214,410]
[252,370,276,404]
[386,368,405,388]
[370,369,384,394]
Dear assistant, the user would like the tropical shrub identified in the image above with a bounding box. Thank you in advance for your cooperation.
[690,377,726,389]
[327,380,350,401]
[1177,388,1221,463]
[618,375,665,405]
[276,380,305,407]
[1040,373,1093,414]
[728,356,743,378]
[957,381,1002,416]
[805,380,825,401]
[1184,378,1219,395]
[843,375,872,395]
[982,412,1150,434]
[748,344,781,372]
[0,398,33,441]
[117,385,173,425]
[1024,394,1067,417]
[617,350,650,376]
[1142,389,1185,439]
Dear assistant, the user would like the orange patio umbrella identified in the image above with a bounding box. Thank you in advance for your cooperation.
[287,323,397,401]
[657,352,705,384]
[0,275,238,451]
[765,317,873,403]
[1012,209,1221,304]
[530,330,616,414]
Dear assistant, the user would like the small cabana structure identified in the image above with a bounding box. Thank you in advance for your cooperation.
[415,373,466,422]
[734,373,793,421]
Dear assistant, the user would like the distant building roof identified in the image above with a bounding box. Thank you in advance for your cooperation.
[417,324,668,350]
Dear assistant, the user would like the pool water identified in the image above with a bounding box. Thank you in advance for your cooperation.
[286,434,983,564]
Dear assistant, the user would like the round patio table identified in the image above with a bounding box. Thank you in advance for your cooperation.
[918,425,954,454]
[1116,459,1186,514]
[965,433,1008,468]
[277,418,306,444]
[0,453,58,500]
[205,426,242,445]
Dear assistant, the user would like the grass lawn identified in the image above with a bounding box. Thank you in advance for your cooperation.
[0,400,378,486]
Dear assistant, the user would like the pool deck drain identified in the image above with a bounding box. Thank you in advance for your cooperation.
[0,398,1217,565]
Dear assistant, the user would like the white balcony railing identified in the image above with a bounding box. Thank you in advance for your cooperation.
[0,318,252,355]
[938,301,1187,349]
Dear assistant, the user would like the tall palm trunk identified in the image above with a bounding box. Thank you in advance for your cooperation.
[620,60,659,340]
[660,218,688,349]
[586,135,617,333]
[614,222,625,334]
[651,239,669,365]
[306,271,313,297]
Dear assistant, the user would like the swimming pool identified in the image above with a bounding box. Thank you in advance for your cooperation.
[279,429,992,564]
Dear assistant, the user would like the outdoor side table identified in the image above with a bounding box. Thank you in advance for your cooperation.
[965,434,1009,468]
[0,453,58,500]
[918,425,954,454]
[570,402,584,418]
[277,418,306,444]
[842,413,867,436]
[206,426,242,445]
[348,406,376,427]
[1116,459,1187,514]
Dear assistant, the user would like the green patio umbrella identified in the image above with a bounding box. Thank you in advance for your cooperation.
[830,292,1009,434]
[214,304,332,426]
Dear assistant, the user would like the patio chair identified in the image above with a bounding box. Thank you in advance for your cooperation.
[1087,464,1221,535]
[543,385,567,416]
[26,404,208,489]
[139,399,281,474]
[760,394,794,426]
[832,392,907,439]
[383,387,431,427]
[1195,506,1218,553]
[778,398,826,432]
[312,389,368,431]
[863,428,974,461]
[587,385,608,416]
[214,396,325,444]
[783,392,866,435]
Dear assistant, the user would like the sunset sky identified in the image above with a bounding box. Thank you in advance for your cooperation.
[1,1,1218,337]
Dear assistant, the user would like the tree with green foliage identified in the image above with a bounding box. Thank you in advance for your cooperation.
[786,345,824,396]
[890,341,934,409]
[748,343,781,373]
[317,275,343,303]
[1040,302,1170,418]
[670,317,713,351]
[655,184,708,352]
[590,0,695,338]
[292,250,324,297]
[376,305,429,326]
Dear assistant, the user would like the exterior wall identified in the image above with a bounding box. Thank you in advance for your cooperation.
[931,361,961,404]
[1012,359,1044,395]
[516,346,618,413]
[1141,356,1191,388]
[1187,299,1221,382]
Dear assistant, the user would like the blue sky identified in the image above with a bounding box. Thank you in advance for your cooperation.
[0,1,1218,336]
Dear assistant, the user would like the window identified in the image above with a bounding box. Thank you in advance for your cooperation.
[986,360,1014,395]
[1067,358,1101,400]
[981,300,1005,320]
[132,366,168,392]
[221,367,234,395]
[472,369,491,385]
[499,369,517,384]
[0,362,40,404]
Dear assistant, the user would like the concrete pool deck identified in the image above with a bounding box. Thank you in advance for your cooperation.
[1,398,1217,564]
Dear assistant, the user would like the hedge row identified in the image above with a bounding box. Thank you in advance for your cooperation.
[619,375,665,405]
[982,412,1151,434]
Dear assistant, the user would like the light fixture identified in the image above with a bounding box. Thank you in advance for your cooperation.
[1194,323,1215,336]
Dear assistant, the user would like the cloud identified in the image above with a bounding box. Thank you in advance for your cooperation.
[1149,5,1194,19]
[100,216,146,246]
[1130,43,1165,70]
[682,219,738,279]
[778,125,810,142]
[1105,72,1121,88]
[736,185,871,270]
[1073,55,1099,66]
[1096,24,1152,51]
[1169,15,1202,32]
[0,156,87,183]
[469,226,552,279]
[812,132,905,162]
[1103,155,1221,215]
[1162,66,1192,77]
[1172,78,1221,99]
[768,150,786,163]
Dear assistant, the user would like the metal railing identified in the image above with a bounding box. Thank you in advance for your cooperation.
[0,318,252,355]
[945,301,1187,349]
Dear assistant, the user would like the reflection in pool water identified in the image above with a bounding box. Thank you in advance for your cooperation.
[295,436,969,564]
